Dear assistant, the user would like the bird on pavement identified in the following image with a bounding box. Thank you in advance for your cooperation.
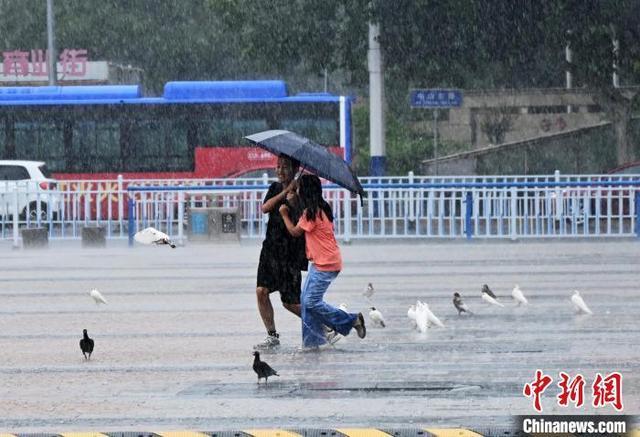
[421,301,445,328]
[79,329,94,360]
[571,290,593,315]
[363,283,374,300]
[134,227,176,248]
[369,307,386,328]
[453,292,472,315]
[414,301,429,333]
[407,304,417,329]
[481,284,505,308]
[512,284,529,306]
[89,288,107,305]
[253,351,279,384]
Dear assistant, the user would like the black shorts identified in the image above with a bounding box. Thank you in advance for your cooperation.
[256,248,302,305]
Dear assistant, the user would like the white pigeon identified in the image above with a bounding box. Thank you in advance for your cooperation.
[512,284,529,306]
[89,288,107,305]
[407,304,417,329]
[481,284,505,308]
[421,301,445,328]
[571,290,593,315]
[363,283,375,299]
[414,301,430,333]
[368,307,386,328]
[134,227,176,248]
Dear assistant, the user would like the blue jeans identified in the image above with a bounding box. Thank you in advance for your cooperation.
[301,263,357,347]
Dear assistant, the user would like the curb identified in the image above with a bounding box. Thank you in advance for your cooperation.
[2,429,639,437]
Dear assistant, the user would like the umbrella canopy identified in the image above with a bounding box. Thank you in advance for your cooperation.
[245,129,365,199]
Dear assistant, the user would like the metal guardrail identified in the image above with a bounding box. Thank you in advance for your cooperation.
[126,178,640,244]
[2,172,640,246]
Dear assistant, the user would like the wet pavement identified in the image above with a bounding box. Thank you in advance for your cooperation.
[0,239,638,432]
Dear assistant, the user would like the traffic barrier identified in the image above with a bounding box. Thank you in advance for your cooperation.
[81,225,107,247]
[2,172,640,245]
[20,227,48,248]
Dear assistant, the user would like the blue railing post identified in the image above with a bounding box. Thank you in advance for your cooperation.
[465,191,473,240]
[128,197,135,247]
[635,190,640,238]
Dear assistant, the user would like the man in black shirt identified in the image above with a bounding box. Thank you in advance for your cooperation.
[254,156,308,349]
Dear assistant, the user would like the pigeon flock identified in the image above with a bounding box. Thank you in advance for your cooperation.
[76,228,596,384]
[365,282,594,335]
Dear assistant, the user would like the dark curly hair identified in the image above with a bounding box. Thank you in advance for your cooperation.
[298,174,333,222]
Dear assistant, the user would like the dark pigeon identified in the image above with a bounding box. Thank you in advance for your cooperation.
[481,284,497,299]
[453,292,472,315]
[79,329,94,360]
[253,351,279,384]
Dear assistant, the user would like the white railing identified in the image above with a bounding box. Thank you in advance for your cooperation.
[1,172,639,246]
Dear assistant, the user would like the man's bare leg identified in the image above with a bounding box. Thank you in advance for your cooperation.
[256,286,275,332]
[283,302,301,317]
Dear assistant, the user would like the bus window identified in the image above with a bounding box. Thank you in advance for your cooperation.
[0,118,5,158]
[279,118,337,145]
[15,120,65,170]
[126,116,191,172]
[71,120,120,172]
[196,118,268,147]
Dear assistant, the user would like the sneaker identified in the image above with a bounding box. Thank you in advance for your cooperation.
[325,329,343,345]
[253,333,280,350]
[353,313,366,339]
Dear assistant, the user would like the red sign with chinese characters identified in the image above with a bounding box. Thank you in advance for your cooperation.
[2,48,88,78]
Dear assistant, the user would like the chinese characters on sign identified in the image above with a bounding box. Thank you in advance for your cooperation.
[2,49,88,78]
[523,369,623,412]
[409,89,463,108]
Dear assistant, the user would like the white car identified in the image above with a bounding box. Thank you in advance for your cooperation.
[0,160,61,221]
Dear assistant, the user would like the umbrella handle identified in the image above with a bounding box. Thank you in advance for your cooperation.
[294,166,306,181]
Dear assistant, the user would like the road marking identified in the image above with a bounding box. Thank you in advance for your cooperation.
[424,429,483,437]
[336,429,391,437]
[242,430,303,437]
[155,432,211,437]
[60,433,110,437]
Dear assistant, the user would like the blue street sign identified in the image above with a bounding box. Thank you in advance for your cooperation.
[410,89,463,108]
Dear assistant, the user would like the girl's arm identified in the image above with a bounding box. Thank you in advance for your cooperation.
[262,181,298,214]
[279,204,305,237]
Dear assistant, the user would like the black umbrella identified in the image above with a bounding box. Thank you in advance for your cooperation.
[245,129,366,200]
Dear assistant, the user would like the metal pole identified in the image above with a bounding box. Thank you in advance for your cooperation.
[46,0,56,85]
[368,22,386,176]
[613,38,620,88]
[565,31,572,113]
[433,109,439,176]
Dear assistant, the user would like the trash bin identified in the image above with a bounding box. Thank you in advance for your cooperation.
[187,207,240,242]
[188,207,213,241]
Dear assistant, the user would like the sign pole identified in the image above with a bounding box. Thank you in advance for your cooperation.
[434,109,439,176]
[46,0,56,86]
[409,89,463,176]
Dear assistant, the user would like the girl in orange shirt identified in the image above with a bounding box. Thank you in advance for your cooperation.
[280,174,366,348]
